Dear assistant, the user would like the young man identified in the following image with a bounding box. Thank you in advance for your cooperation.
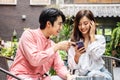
[8,8,72,80]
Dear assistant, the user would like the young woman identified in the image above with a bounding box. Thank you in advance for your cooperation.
[68,10,112,80]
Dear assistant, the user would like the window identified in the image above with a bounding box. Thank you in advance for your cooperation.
[97,28,103,35]
[30,0,51,5]
[0,0,17,5]
[105,28,112,35]
[97,27,112,42]
[105,28,112,42]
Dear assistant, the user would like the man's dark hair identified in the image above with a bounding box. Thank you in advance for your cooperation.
[39,8,65,29]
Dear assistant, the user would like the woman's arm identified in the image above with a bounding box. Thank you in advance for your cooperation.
[88,35,106,60]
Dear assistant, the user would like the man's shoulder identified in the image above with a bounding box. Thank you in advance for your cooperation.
[23,29,39,36]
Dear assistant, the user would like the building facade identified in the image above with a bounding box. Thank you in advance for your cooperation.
[0,0,120,41]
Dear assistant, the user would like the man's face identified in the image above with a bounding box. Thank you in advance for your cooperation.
[49,16,63,36]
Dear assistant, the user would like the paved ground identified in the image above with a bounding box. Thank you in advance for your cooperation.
[113,67,120,80]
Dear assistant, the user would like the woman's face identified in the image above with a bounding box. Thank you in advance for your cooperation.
[78,16,91,35]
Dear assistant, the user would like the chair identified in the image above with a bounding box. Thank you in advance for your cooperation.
[0,56,22,80]
[102,55,120,80]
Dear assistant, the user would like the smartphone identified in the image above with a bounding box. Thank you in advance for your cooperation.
[76,41,84,49]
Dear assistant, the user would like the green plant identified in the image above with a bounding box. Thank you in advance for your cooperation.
[110,22,120,57]
[110,22,120,50]
[0,29,18,57]
[104,22,120,59]
[0,42,18,57]
[104,42,112,56]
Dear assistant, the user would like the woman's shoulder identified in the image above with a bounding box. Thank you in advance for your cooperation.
[95,35,105,42]
[95,35,105,39]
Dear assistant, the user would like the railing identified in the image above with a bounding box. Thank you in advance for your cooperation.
[0,67,22,80]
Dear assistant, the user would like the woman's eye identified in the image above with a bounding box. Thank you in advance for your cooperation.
[84,22,88,25]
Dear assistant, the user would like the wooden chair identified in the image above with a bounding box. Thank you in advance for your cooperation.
[102,55,120,80]
[0,56,22,80]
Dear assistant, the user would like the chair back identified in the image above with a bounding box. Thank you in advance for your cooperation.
[0,56,22,80]
[102,56,114,80]
[0,56,9,80]
[102,56,113,74]
[102,56,120,80]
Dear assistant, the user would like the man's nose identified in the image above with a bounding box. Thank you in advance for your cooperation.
[60,25,63,30]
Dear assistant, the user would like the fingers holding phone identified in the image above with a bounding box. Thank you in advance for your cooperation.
[73,41,85,64]
[75,46,86,55]
[71,41,86,54]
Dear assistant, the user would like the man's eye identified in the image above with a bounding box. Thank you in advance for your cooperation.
[58,23,63,26]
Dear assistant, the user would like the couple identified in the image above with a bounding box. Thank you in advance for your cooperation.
[8,8,112,80]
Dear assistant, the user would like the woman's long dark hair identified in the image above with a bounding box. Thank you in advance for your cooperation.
[71,10,95,42]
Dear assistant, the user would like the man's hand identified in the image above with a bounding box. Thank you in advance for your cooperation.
[67,74,77,80]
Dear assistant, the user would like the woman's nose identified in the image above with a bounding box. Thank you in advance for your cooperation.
[81,24,85,28]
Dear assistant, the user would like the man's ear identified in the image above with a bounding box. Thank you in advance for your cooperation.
[46,21,51,28]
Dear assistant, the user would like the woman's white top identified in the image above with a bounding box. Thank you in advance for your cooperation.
[68,35,106,76]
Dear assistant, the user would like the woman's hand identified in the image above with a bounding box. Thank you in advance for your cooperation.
[89,21,96,42]
[74,46,86,64]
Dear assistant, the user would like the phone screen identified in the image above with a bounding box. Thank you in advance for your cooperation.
[76,41,84,49]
